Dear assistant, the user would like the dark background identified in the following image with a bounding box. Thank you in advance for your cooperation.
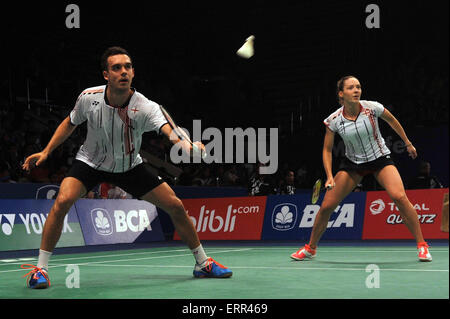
[1,0,448,189]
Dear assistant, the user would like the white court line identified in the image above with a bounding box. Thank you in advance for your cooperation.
[66,263,450,273]
[1,246,448,266]
[0,248,192,267]
[0,248,252,274]
[1,246,448,267]
[0,247,251,267]
[247,247,449,252]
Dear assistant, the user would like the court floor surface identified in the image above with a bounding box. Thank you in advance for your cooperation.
[0,241,448,300]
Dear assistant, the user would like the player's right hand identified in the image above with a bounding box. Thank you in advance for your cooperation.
[325,177,335,190]
[22,152,48,171]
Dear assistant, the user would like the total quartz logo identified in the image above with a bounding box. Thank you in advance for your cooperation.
[369,199,385,215]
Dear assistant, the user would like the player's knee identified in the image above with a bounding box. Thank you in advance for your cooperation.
[391,192,408,205]
[319,202,338,216]
[164,197,186,218]
[54,192,76,214]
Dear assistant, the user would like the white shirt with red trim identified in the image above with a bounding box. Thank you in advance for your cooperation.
[70,85,167,173]
[323,100,390,164]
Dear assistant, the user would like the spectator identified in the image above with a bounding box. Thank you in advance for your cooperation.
[296,164,308,188]
[0,161,16,183]
[192,166,215,187]
[248,163,274,196]
[277,170,296,195]
[212,165,226,187]
[178,165,199,186]
[29,163,50,183]
[223,165,241,186]
[408,161,444,189]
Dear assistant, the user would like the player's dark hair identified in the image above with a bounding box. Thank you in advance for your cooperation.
[336,75,357,104]
[101,46,132,71]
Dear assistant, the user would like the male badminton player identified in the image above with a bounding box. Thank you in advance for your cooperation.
[21,47,232,289]
[290,75,432,262]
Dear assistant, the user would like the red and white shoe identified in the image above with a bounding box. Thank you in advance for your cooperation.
[417,242,432,262]
[290,244,316,261]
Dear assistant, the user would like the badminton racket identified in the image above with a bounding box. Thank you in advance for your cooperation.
[311,179,332,204]
[159,105,206,158]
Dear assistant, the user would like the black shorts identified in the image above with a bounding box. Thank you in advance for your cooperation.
[67,160,164,198]
[338,155,395,177]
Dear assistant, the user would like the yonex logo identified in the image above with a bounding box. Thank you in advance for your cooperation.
[0,214,16,236]
[91,208,113,235]
[370,199,385,215]
[272,203,297,231]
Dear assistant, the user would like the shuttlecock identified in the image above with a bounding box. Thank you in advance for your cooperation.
[236,35,255,59]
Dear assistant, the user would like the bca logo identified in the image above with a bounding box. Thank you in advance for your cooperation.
[370,199,385,215]
[272,203,297,231]
[91,208,113,236]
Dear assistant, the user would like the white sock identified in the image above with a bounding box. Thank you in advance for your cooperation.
[37,249,52,271]
[191,245,208,265]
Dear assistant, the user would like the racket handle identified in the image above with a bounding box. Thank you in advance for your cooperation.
[192,143,207,159]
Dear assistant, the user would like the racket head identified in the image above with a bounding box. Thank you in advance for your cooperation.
[311,179,322,204]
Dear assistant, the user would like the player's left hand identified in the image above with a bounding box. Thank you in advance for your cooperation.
[406,144,417,159]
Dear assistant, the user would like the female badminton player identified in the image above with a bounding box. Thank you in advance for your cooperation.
[290,75,432,262]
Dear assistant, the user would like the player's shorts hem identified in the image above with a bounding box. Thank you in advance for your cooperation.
[338,155,395,176]
[66,160,164,198]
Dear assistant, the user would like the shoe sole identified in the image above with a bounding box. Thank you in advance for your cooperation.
[419,258,432,262]
[30,282,49,289]
[290,254,315,261]
[193,272,233,278]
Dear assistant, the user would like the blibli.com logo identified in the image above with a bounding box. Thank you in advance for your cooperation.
[91,208,154,235]
[272,203,297,231]
[189,204,260,233]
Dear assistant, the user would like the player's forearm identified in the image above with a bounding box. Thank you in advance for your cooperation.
[322,149,333,179]
[381,109,412,146]
[161,124,190,152]
[388,118,411,146]
[161,124,180,144]
[42,116,77,155]
[322,128,335,179]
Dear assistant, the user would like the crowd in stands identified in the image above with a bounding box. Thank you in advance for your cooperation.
[0,95,446,198]
[0,105,310,196]
[1,42,447,195]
